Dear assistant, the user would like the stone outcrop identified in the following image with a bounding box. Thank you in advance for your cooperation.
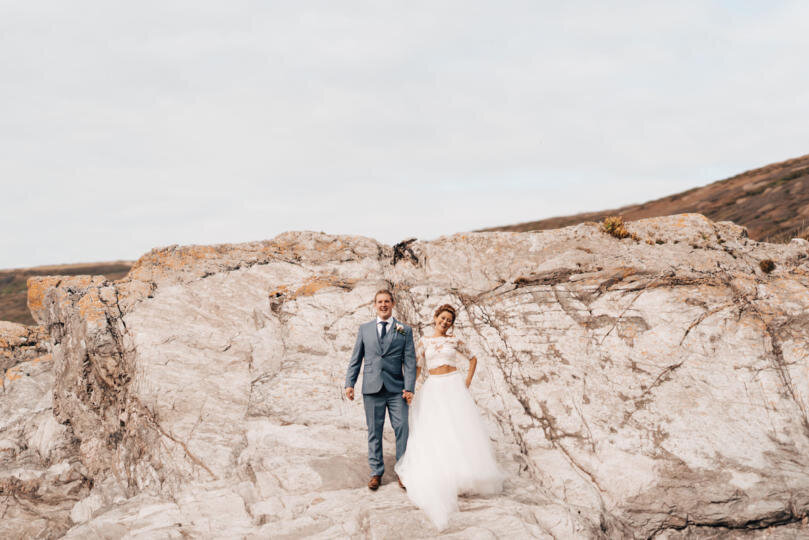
[0,321,48,374]
[4,214,809,538]
[0,322,90,539]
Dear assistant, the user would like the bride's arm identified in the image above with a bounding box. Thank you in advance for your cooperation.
[458,339,476,388]
[465,355,477,388]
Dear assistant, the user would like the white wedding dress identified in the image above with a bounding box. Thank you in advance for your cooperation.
[394,336,504,530]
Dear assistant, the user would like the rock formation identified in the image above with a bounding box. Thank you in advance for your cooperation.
[4,214,809,538]
[1,321,90,538]
[1,321,47,372]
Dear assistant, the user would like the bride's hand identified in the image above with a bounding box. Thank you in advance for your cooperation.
[465,378,472,388]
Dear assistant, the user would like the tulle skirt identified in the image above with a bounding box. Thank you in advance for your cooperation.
[394,371,504,530]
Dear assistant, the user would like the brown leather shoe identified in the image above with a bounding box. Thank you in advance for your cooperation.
[367,475,381,491]
[397,476,406,491]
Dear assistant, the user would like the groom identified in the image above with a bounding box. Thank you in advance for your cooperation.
[345,289,417,491]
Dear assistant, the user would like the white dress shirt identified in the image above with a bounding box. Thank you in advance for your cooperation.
[376,316,393,337]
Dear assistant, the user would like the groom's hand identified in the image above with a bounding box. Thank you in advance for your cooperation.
[402,390,414,404]
[345,387,355,401]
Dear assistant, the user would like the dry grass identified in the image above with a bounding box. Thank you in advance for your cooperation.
[764,220,809,244]
[481,153,809,243]
[602,216,640,241]
[602,216,630,239]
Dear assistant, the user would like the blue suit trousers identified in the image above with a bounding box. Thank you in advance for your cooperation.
[363,386,409,477]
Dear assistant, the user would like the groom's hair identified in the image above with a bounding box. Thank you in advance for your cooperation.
[374,289,395,303]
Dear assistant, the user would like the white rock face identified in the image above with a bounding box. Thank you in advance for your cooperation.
[8,214,809,538]
[0,323,88,539]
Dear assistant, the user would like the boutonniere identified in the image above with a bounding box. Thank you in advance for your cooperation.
[395,324,405,335]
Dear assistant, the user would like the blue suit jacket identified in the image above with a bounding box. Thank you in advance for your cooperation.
[345,318,417,394]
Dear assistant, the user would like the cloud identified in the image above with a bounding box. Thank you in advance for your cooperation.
[1,1,808,267]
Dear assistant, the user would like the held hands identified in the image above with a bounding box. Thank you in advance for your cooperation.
[347,387,413,404]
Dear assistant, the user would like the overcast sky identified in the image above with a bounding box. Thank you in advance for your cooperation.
[1,1,808,269]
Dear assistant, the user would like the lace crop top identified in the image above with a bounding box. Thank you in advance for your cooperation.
[418,336,473,370]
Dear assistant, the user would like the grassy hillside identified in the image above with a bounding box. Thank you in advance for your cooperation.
[483,153,809,242]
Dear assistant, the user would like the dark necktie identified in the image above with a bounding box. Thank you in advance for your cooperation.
[379,321,388,339]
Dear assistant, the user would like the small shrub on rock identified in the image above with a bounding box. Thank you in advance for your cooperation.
[603,216,629,239]
[759,259,776,273]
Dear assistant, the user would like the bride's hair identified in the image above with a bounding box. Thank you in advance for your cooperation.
[433,304,456,325]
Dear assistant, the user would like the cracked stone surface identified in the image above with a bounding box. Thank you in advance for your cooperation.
[0,321,48,374]
[4,214,809,538]
[1,322,90,539]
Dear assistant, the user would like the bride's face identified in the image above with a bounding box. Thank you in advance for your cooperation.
[434,311,454,334]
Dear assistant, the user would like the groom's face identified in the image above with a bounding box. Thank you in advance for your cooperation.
[374,293,394,320]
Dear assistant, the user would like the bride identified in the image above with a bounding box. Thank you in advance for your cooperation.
[394,304,504,530]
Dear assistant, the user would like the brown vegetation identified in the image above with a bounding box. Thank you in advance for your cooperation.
[482,153,809,243]
[602,216,641,241]
[603,216,630,239]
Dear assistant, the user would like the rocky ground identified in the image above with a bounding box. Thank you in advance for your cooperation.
[0,321,91,538]
[3,214,809,538]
